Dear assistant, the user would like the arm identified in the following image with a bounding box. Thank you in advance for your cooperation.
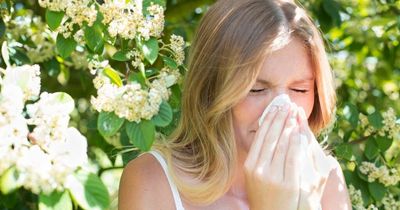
[118,154,175,210]
[321,160,352,210]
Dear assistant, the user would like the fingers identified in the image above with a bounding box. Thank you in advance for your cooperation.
[256,102,291,169]
[284,125,303,190]
[270,105,298,179]
[245,103,279,169]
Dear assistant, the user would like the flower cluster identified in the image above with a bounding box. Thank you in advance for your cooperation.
[88,55,109,75]
[0,65,88,194]
[359,108,400,139]
[39,0,97,39]
[6,11,55,63]
[100,0,164,40]
[39,0,165,41]
[348,185,380,210]
[348,184,365,210]
[359,161,400,186]
[37,0,68,12]
[169,34,185,65]
[91,68,179,122]
[380,108,400,139]
[381,193,400,210]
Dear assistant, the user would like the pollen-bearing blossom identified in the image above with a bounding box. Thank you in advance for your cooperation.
[359,108,400,139]
[0,65,88,195]
[169,34,185,65]
[39,0,97,38]
[100,0,165,40]
[359,161,400,187]
[91,67,180,123]
[1,64,41,101]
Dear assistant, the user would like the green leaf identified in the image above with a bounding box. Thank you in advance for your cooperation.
[342,103,358,127]
[343,130,353,143]
[0,18,5,39]
[45,10,64,30]
[103,67,123,87]
[39,191,72,210]
[162,56,178,69]
[347,170,371,204]
[334,144,353,161]
[144,68,159,78]
[112,50,130,61]
[0,167,21,194]
[43,58,60,77]
[368,111,384,129]
[374,136,393,152]
[151,101,173,127]
[67,171,110,210]
[128,72,146,87]
[139,37,159,65]
[91,147,113,168]
[126,120,155,151]
[364,138,379,160]
[97,111,125,138]
[84,24,104,53]
[9,48,31,65]
[368,182,386,202]
[56,34,77,58]
[356,167,369,182]
[322,0,341,26]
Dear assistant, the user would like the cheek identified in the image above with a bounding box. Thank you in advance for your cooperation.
[232,97,267,132]
[291,94,315,117]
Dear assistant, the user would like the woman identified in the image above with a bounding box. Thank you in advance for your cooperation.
[119,0,352,209]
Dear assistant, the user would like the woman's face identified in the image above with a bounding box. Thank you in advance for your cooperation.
[232,38,315,152]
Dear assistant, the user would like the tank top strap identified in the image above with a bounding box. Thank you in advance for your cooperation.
[148,150,185,210]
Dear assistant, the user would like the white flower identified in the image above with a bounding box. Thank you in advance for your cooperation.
[348,184,365,210]
[0,64,88,195]
[382,193,400,210]
[47,127,88,170]
[93,75,111,89]
[2,65,41,101]
[359,108,399,139]
[16,145,55,194]
[88,57,109,75]
[359,161,400,186]
[169,34,185,65]
[38,0,68,12]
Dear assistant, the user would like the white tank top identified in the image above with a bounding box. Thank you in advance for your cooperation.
[148,150,186,210]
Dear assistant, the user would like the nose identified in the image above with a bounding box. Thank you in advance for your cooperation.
[271,88,290,100]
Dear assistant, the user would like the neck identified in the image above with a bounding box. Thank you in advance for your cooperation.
[226,146,248,201]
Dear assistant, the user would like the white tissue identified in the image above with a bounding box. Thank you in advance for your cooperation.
[258,94,291,126]
[258,94,336,190]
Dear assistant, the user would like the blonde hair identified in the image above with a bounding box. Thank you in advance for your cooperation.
[155,0,336,205]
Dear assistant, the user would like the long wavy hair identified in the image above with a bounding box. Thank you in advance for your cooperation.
[155,0,336,205]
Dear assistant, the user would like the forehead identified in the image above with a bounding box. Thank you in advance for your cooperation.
[257,38,314,83]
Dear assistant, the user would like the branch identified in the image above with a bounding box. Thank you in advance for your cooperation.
[348,131,377,145]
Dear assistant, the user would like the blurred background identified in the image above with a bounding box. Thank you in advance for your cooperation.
[0,0,399,209]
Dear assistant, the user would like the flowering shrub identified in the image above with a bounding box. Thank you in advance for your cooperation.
[0,64,109,209]
[0,0,399,209]
[37,0,185,152]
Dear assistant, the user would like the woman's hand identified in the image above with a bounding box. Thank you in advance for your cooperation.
[244,103,307,210]
[297,108,331,210]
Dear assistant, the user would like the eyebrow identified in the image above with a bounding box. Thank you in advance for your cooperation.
[255,77,315,85]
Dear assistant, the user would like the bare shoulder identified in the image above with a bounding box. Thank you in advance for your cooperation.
[321,158,352,210]
[118,153,176,210]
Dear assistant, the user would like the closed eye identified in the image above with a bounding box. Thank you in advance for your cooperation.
[250,89,266,93]
[291,89,308,93]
